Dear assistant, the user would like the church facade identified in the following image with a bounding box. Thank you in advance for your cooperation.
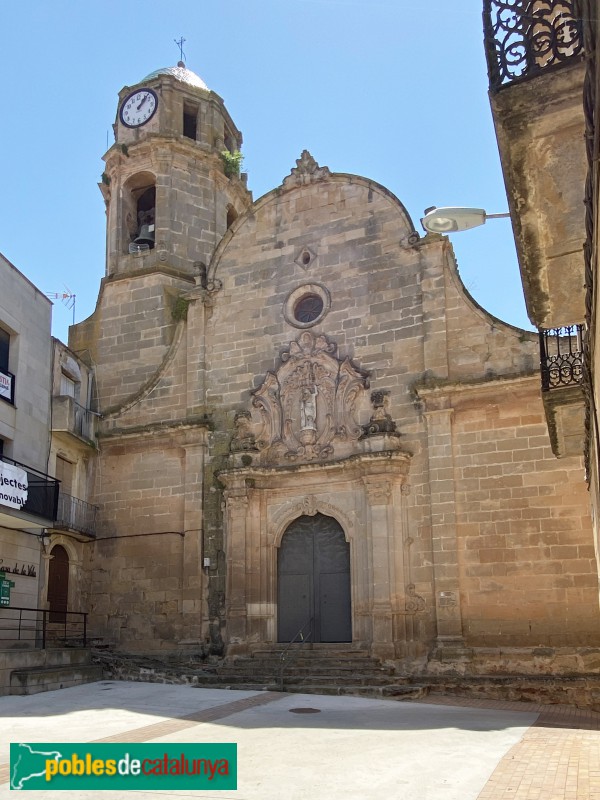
[70,63,600,669]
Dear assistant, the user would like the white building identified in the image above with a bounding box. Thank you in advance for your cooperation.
[0,252,56,612]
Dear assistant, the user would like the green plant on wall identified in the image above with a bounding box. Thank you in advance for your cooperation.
[220,149,244,179]
[172,296,190,322]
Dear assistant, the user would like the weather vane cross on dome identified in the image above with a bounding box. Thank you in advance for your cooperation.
[174,36,187,65]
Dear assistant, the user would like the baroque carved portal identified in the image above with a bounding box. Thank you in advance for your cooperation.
[250,332,369,463]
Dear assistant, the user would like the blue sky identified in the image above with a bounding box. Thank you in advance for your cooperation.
[0,1,532,342]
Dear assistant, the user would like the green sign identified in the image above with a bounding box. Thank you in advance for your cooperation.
[0,571,14,607]
[10,743,237,791]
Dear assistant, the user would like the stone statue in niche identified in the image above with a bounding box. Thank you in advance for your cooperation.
[300,386,318,430]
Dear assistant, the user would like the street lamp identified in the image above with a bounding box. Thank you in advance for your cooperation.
[421,206,511,234]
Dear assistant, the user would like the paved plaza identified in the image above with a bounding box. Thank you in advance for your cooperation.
[0,681,598,798]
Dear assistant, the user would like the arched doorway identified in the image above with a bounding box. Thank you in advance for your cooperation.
[47,545,69,622]
[278,513,351,643]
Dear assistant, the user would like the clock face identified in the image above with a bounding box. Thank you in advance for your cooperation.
[120,88,158,128]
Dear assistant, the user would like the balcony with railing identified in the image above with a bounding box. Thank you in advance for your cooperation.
[483,1,587,331]
[538,324,585,457]
[484,1,583,91]
[0,456,59,529]
[53,492,97,538]
[52,395,95,445]
[539,324,584,390]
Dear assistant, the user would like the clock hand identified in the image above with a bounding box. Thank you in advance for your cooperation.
[137,94,149,111]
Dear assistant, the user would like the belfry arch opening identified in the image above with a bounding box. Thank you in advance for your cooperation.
[277,513,351,643]
[122,172,156,254]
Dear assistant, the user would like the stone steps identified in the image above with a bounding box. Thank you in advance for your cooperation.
[91,648,600,710]
[225,661,395,676]
[194,671,404,687]
[283,683,428,700]
[96,647,415,699]
[205,647,412,697]
[419,673,600,709]
[191,682,428,700]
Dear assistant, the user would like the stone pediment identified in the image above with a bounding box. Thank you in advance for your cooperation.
[243,332,369,465]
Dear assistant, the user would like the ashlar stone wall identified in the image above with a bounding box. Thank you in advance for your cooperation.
[71,156,600,661]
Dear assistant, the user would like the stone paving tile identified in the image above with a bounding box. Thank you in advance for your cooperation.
[476,727,600,800]
[414,695,600,799]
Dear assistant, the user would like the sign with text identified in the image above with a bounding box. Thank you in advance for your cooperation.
[10,742,237,791]
[0,369,12,401]
[0,461,28,509]
[0,572,15,606]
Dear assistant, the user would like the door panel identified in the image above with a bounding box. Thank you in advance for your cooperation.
[319,572,352,642]
[277,573,311,642]
[278,514,351,643]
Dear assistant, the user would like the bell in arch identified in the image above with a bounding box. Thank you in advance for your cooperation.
[129,208,155,253]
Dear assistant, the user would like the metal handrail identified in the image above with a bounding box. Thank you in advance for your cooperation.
[0,606,88,649]
[279,618,313,690]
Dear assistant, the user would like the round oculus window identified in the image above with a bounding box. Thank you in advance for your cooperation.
[283,283,331,329]
[293,293,324,324]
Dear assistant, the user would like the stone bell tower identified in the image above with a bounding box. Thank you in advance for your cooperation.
[99,62,252,278]
[69,62,255,650]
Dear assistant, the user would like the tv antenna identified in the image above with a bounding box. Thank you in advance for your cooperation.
[45,288,76,325]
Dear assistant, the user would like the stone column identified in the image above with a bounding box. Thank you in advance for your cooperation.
[423,405,466,652]
[223,479,250,653]
[363,476,395,660]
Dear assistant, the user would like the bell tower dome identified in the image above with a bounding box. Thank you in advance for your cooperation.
[100,62,251,277]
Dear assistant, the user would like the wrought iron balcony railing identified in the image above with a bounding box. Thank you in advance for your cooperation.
[539,324,584,390]
[484,0,583,91]
[54,492,97,537]
[0,456,59,522]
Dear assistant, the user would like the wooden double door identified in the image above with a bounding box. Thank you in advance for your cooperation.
[277,513,351,643]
